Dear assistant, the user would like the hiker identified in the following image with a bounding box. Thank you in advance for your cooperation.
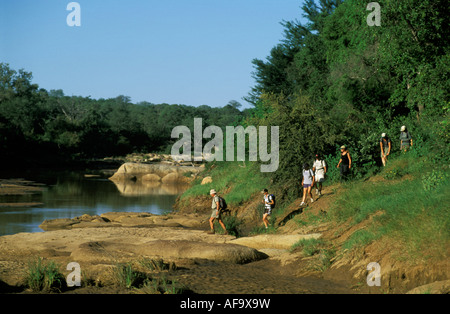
[313,154,327,196]
[380,133,392,167]
[262,189,275,229]
[300,163,315,206]
[399,126,413,152]
[337,145,351,181]
[208,189,228,235]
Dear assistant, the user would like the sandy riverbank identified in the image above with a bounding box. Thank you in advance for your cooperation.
[0,210,358,294]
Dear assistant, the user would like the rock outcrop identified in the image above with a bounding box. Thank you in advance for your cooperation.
[108,162,204,184]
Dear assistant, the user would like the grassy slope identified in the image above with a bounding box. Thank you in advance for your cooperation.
[177,152,449,266]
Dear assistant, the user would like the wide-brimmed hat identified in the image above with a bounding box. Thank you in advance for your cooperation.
[340,145,346,150]
[210,189,217,195]
[401,126,406,132]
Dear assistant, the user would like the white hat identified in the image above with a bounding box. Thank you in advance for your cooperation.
[381,133,386,138]
[401,126,406,132]
[210,189,217,195]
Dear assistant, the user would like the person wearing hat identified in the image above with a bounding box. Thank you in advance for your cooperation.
[313,154,327,196]
[337,145,351,181]
[262,189,275,229]
[208,189,228,235]
[399,126,413,152]
[380,133,392,167]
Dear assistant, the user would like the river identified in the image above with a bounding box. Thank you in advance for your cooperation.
[0,170,189,236]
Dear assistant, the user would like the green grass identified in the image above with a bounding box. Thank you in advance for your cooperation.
[180,161,270,206]
[290,238,335,271]
[24,257,65,292]
[138,258,177,272]
[113,263,148,289]
[328,153,450,261]
[213,213,245,237]
[291,238,325,255]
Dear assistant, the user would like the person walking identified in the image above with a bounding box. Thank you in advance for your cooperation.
[262,189,275,229]
[208,189,228,235]
[313,154,327,196]
[337,145,351,181]
[300,163,315,206]
[380,133,392,167]
[400,126,413,152]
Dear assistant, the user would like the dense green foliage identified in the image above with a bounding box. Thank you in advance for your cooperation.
[246,0,449,185]
[0,64,249,167]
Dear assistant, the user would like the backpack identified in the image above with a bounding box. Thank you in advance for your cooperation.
[268,194,276,209]
[218,196,228,211]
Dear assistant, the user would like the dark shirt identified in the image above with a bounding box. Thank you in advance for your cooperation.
[341,152,350,166]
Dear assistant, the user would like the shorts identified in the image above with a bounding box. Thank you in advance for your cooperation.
[211,209,221,219]
[303,184,312,188]
[264,207,272,215]
[316,175,325,183]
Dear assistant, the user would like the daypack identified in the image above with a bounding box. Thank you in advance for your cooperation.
[268,194,276,209]
[218,196,228,211]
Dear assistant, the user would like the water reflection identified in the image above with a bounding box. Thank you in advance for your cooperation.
[0,171,188,236]
[111,180,190,196]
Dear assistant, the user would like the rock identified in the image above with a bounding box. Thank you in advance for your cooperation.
[39,218,79,231]
[69,238,268,265]
[135,240,268,264]
[39,215,111,231]
[406,280,450,294]
[201,176,213,185]
[141,173,161,182]
[162,172,179,183]
[228,234,322,250]
[108,162,203,183]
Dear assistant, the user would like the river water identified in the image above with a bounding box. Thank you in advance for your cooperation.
[0,171,189,236]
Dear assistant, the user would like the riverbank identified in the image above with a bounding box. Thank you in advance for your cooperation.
[1,155,448,294]
[0,210,357,294]
[1,197,447,294]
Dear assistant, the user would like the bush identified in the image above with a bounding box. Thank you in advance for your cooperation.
[422,170,448,192]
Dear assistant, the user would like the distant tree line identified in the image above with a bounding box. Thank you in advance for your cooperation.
[0,63,249,167]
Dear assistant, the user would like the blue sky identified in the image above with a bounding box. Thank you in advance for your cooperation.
[0,0,306,108]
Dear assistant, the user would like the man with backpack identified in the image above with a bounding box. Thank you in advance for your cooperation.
[208,189,228,235]
[262,189,275,229]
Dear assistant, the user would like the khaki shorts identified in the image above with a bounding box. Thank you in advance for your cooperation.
[211,209,221,219]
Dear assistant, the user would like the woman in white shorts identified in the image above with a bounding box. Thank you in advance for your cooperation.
[313,154,327,196]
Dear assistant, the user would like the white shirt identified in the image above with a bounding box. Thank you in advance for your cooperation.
[264,194,273,210]
[313,160,326,178]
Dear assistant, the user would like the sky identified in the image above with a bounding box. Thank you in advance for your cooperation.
[0,0,307,109]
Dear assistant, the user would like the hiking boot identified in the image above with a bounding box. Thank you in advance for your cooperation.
[315,189,319,195]
[206,230,215,235]
[300,202,305,206]
[310,198,314,203]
